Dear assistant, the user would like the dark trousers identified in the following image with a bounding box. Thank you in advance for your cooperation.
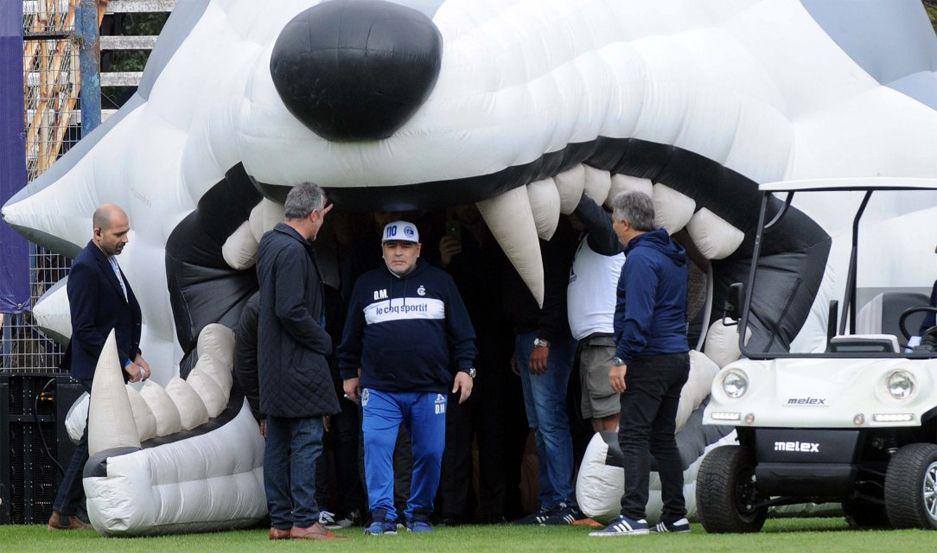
[618,353,689,522]
[316,393,365,517]
[52,378,93,517]
[439,375,506,521]
[265,415,325,529]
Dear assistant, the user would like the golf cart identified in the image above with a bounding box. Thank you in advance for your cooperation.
[699,179,937,532]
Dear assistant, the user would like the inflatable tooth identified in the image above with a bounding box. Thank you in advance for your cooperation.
[3,0,937,535]
[76,324,266,535]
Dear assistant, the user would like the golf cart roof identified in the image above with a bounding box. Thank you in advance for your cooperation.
[760,177,937,192]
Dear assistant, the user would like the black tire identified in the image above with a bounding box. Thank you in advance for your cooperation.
[696,445,768,533]
[884,443,937,529]
[842,499,889,529]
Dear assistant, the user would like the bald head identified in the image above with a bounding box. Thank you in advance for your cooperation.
[92,204,130,256]
[92,204,128,231]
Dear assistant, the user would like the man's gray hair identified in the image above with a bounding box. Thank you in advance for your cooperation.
[610,190,656,231]
[283,183,326,219]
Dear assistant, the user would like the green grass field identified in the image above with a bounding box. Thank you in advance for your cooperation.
[1,518,934,553]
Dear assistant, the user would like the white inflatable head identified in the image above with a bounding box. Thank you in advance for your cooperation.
[4,0,937,380]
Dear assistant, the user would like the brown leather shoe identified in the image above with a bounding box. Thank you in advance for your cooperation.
[47,511,91,530]
[290,522,349,541]
[268,527,292,540]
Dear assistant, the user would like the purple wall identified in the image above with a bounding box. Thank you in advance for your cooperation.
[0,1,29,313]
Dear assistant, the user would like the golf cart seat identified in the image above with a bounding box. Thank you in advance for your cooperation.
[828,334,899,353]
[857,291,930,340]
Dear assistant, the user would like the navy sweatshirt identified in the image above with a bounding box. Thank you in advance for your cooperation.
[338,259,477,393]
[614,228,690,363]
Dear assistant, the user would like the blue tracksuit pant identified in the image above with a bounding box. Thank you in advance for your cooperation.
[362,388,447,523]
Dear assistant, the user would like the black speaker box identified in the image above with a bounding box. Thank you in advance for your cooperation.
[0,373,86,524]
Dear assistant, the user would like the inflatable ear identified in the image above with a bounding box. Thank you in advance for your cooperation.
[88,331,141,455]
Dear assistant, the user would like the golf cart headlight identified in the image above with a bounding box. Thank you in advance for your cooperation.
[886,370,915,400]
[722,370,749,399]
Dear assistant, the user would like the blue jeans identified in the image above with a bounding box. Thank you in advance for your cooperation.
[361,389,447,523]
[264,416,325,529]
[516,332,576,510]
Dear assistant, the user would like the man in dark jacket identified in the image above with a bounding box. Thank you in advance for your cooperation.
[339,220,476,535]
[256,183,344,542]
[49,204,147,531]
[590,191,690,537]
[234,292,260,420]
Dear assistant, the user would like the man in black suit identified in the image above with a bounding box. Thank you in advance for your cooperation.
[48,204,148,530]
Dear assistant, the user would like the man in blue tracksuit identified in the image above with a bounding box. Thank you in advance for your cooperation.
[339,221,477,535]
[590,191,691,537]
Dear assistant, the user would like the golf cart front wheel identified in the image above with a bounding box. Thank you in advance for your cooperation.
[696,445,768,533]
[884,443,937,529]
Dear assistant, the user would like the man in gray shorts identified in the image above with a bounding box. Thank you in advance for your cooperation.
[568,195,626,432]
[578,335,620,429]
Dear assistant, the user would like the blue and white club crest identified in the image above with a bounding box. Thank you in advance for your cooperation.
[417,285,426,296]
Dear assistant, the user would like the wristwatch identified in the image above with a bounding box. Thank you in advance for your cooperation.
[611,356,626,367]
[460,367,477,379]
[533,338,550,348]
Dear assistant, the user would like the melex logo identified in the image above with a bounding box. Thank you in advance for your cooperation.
[786,397,827,406]
[774,441,820,453]
[373,289,388,301]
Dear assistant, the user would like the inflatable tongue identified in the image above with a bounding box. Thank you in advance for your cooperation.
[5,0,937,535]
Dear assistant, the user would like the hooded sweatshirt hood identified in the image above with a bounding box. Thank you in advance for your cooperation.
[625,228,687,267]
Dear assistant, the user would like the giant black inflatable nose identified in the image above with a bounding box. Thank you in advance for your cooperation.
[270,0,443,142]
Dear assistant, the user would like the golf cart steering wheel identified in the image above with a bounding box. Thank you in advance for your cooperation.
[898,306,937,341]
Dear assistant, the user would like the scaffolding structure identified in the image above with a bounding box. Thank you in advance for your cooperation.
[2,0,169,373]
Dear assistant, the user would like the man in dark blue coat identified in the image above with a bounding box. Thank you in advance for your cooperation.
[49,204,147,530]
[590,191,691,537]
[339,220,476,535]
[256,183,344,541]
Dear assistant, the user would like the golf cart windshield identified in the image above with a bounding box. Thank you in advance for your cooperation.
[738,179,937,360]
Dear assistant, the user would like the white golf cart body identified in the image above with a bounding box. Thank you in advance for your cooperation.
[708,356,937,429]
[705,178,937,430]
[699,178,937,532]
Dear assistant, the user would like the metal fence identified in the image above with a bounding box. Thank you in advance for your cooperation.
[1,0,80,373]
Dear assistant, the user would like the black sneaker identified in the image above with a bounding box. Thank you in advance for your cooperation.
[651,518,690,533]
[542,504,582,525]
[513,506,551,525]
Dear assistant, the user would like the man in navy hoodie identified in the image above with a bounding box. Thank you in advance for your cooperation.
[339,221,477,535]
[590,191,691,537]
